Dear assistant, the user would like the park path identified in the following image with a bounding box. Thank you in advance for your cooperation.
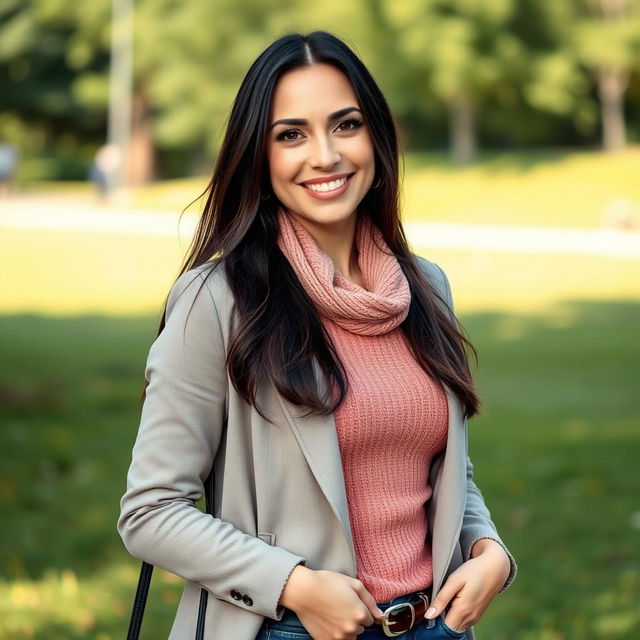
[2,194,639,258]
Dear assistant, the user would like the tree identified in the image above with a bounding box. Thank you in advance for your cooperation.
[379,0,527,164]
[0,0,102,161]
[522,0,640,153]
[573,0,640,151]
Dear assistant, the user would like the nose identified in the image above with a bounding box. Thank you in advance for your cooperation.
[308,133,340,169]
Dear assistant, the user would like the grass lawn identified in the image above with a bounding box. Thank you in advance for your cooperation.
[0,298,638,639]
[402,147,640,229]
[3,223,639,316]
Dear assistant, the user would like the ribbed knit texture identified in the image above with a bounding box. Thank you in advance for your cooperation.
[276,209,411,335]
[276,209,448,601]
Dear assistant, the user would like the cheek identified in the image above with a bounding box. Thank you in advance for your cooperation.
[269,150,300,185]
[348,137,375,173]
[266,148,280,182]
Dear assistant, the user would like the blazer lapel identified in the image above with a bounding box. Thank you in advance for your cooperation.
[274,359,356,572]
[430,384,467,596]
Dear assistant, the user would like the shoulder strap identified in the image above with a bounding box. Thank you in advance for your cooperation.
[126,468,215,640]
[126,561,153,640]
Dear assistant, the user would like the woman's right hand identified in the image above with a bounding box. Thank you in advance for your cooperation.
[279,565,385,640]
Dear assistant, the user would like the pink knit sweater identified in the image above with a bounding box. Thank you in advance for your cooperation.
[276,209,449,602]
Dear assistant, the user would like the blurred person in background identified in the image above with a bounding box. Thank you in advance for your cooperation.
[88,143,121,201]
[0,142,19,197]
[117,31,517,640]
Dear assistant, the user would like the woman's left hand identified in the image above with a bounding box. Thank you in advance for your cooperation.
[424,538,512,632]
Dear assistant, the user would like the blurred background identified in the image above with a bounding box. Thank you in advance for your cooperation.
[1,0,639,638]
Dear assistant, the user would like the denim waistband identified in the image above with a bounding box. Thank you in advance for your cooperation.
[375,586,432,611]
[278,585,432,628]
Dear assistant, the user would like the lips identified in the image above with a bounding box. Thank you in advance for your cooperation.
[299,172,354,200]
[299,173,353,193]
[304,175,348,193]
[299,172,354,186]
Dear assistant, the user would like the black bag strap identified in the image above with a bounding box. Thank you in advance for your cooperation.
[126,561,153,640]
[126,468,215,639]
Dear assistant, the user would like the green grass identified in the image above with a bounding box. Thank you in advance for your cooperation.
[464,301,640,639]
[1,300,638,639]
[0,313,185,639]
[401,148,640,229]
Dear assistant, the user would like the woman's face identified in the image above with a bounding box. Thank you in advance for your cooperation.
[266,63,375,231]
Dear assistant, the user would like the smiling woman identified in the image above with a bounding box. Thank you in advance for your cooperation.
[118,30,517,640]
[266,63,376,280]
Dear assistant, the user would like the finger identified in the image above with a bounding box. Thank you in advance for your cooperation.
[444,612,465,632]
[424,579,463,619]
[351,579,384,622]
[360,591,382,624]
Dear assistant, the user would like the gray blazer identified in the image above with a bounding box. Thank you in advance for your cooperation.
[117,256,517,640]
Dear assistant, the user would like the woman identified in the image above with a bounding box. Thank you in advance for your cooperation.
[117,31,517,640]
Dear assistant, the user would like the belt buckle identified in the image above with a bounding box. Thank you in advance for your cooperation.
[381,601,415,638]
[381,592,430,638]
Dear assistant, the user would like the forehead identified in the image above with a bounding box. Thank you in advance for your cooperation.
[270,63,359,120]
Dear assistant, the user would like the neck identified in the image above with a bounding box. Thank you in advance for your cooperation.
[285,209,361,283]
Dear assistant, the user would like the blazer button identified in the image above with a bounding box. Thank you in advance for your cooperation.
[230,590,242,600]
[242,595,253,606]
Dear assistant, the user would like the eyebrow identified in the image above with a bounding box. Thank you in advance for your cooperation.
[270,106,362,130]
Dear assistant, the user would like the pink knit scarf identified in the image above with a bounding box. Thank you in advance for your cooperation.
[276,208,411,336]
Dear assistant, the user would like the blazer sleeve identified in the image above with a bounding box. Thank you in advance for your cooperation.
[421,257,518,593]
[117,267,306,620]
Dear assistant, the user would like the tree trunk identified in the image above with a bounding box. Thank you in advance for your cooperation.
[127,91,155,185]
[596,0,629,152]
[448,94,476,166]
[597,64,628,152]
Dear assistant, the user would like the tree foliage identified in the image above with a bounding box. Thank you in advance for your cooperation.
[1,0,639,177]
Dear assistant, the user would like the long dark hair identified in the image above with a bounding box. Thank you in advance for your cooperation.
[143,30,481,420]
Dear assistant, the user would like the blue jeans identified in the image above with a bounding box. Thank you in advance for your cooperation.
[254,590,467,639]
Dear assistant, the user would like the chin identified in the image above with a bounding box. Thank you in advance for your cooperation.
[291,204,359,225]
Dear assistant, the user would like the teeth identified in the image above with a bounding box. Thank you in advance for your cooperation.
[305,176,348,192]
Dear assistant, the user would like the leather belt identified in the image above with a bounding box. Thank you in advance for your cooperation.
[380,590,430,637]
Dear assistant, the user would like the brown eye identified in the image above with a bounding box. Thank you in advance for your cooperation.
[276,129,302,142]
[337,118,363,132]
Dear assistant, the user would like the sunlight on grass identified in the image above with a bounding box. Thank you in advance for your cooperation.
[1,226,637,315]
[591,570,640,637]
[402,148,640,229]
[1,565,129,639]
[0,564,184,640]
[2,229,638,315]
[1,227,186,315]
[412,248,640,314]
